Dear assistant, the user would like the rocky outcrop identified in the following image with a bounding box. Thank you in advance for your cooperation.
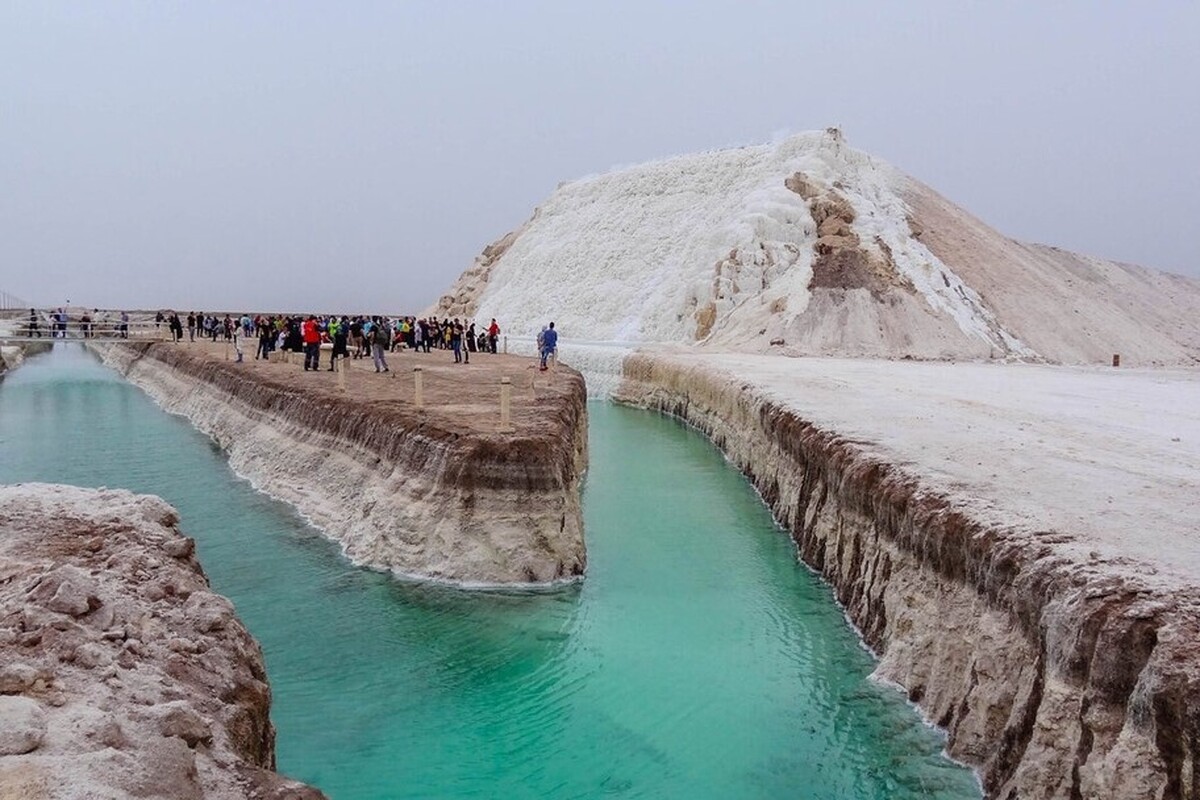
[785,172,909,298]
[96,342,588,585]
[616,354,1200,800]
[0,341,52,378]
[0,483,323,799]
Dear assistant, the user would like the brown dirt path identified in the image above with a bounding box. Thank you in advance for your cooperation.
[177,338,578,437]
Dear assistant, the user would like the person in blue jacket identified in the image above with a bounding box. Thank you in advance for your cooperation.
[539,322,558,371]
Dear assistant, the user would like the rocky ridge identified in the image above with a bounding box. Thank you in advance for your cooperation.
[0,483,323,799]
[616,355,1200,800]
[95,342,588,585]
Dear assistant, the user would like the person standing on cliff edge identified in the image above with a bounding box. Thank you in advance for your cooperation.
[302,315,321,371]
[539,322,558,371]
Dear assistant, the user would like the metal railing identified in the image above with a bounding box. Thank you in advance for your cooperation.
[0,311,167,343]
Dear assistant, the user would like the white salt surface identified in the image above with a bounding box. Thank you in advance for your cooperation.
[685,354,1200,587]
[473,131,1023,351]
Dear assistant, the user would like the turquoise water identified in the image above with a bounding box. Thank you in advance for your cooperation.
[0,346,979,799]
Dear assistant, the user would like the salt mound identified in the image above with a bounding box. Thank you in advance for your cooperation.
[437,130,1200,365]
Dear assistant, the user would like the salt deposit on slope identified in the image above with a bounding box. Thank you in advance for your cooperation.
[474,135,816,343]
[463,131,1028,355]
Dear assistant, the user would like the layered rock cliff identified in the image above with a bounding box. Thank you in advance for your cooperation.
[0,483,323,799]
[96,342,587,585]
[616,355,1200,800]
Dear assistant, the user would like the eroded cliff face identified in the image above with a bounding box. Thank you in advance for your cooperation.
[616,354,1200,800]
[97,342,587,585]
[0,484,323,799]
[0,341,53,378]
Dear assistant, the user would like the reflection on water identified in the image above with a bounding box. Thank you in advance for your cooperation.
[0,345,979,799]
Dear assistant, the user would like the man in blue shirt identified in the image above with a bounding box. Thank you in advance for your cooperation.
[539,322,558,371]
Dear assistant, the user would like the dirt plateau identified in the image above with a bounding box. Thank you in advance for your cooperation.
[617,354,1200,800]
[95,342,587,585]
[0,484,324,799]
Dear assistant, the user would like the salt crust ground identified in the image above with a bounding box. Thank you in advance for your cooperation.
[675,353,1200,589]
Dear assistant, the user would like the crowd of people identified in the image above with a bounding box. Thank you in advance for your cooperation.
[164,313,527,372]
[19,307,561,373]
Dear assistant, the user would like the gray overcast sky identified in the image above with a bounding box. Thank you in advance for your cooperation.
[2,2,1197,312]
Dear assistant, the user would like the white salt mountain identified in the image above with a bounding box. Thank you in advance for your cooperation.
[437,130,1200,365]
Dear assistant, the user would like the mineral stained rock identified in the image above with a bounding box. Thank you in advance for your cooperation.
[0,483,324,800]
[96,341,588,585]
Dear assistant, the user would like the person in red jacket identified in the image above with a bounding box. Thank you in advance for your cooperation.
[302,315,321,371]
[487,318,500,354]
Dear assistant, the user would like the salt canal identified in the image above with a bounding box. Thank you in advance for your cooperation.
[0,345,980,799]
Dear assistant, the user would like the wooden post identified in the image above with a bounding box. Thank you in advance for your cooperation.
[413,366,424,408]
[500,377,513,432]
[1112,354,1120,368]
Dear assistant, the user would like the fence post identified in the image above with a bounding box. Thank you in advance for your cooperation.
[503,335,508,354]
[337,357,347,391]
[413,366,423,409]
[500,377,513,432]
